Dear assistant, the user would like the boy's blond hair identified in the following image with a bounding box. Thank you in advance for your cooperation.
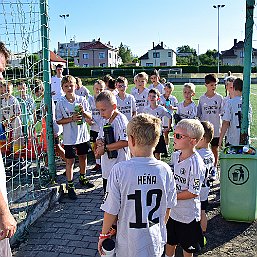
[61,75,76,87]
[176,119,204,141]
[95,90,117,105]
[127,113,161,147]
[183,83,196,94]
[137,72,148,82]
[201,121,214,143]
[165,82,174,91]
[116,76,128,86]
[94,79,105,88]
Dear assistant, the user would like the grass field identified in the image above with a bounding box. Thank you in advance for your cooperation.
[85,83,257,149]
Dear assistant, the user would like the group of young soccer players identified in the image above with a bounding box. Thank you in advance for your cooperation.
[0,64,247,256]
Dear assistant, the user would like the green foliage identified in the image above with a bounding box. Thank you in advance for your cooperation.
[177,45,197,55]
[199,49,218,65]
[118,42,133,63]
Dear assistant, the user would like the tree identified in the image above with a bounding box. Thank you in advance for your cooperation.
[177,45,197,55]
[199,49,218,65]
[118,42,133,64]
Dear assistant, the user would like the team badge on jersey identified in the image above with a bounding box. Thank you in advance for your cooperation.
[180,168,185,175]
[193,179,200,190]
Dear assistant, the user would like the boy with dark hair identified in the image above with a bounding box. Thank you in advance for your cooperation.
[148,69,164,94]
[51,64,64,104]
[56,75,94,200]
[219,78,251,147]
[166,119,205,257]
[197,74,223,179]
[98,114,177,257]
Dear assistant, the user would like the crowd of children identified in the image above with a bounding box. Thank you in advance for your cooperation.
[0,66,247,257]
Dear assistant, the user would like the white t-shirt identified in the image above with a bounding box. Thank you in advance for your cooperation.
[197,93,224,138]
[197,148,215,201]
[148,83,164,94]
[177,101,197,120]
[143,105,172,124]
[131,88,149,114]
[116,93,137,121]
[101,157,177,257]
[75,86,90,98]
[160,94,178,126]
[51,76,64,102]
[98,112,130,179]
[88,95,101,133]
[55,95,91,145]
[170,151,205,223]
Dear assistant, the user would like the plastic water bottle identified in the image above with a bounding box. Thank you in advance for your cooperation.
[243,146,255,155]
[165,98,171,113]
[101,238,115,257]
[74,103,83,125]
[103,124,118,159]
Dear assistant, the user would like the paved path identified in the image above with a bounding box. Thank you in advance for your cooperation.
[13,166,104,257]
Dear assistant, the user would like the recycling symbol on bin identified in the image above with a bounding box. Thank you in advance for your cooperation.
[228,164,249,185]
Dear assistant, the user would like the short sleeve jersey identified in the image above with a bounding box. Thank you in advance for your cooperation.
[170,151,205,223]
[143,105,172,121]
[160,94,178,127]
[17,95,36,125]
[177,101,197,119]
[51,76,64,102]
[101,157,177,257]
[131,88,149,114]
[197,93,224,137]
[75,86,90,98]
[116,93,137,121]
[87,95,101,132]
[1,95,21,121]
[55,95,91,145]
[98,112,130,179]
[196,148,215,201]
[148,83,165,94]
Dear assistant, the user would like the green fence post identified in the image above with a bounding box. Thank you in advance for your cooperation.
[40,0,56,180]
[241,0,255,145]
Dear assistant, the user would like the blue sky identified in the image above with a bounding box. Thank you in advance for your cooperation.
[48,0,255,57]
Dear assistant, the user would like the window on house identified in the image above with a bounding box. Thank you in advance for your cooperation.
[240,51,244,58]
[83,64,89,67]
[153,52,160,58]
[160,62,167,66]
[99,52,105,59]
[99,63,106,67]
[146,63,153,66]
[83,53,89,59]
[109,53,111,58]
[168,52,171,57]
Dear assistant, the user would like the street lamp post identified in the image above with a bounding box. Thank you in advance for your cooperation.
[59,14,69,75]
[213,5,225,74]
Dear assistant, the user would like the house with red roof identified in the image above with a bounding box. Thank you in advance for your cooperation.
[50,50,67,70]
[221,39,257,66]
[75,39,122,67]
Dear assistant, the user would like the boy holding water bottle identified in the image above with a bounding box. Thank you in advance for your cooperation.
[56,75,94,200]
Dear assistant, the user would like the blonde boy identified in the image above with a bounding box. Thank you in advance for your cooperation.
[99,114,177,257]
[166,119,205,257]
[95,91,130,192]
[56,75,94,200]
[131,72,149,114]
[175,83,197,124]
[148,69,164,94]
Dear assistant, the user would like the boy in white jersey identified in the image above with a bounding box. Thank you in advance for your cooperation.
[197,74,223,177]
[166,119,205,257]
[143,88,172,160]
[87,79,105,172]
[131,72,149,114]
[196,121,215,239]
[0,81,24,154]
[115,76,136,121]
[219,78,252,147]
[51,64,64,104]
[175,83,197,124]
[148,69,164,94]
[75,76,90,98]
[160,82,178,152]
[98,114,177,257]
[130,74,139,95]
[95,91,130,193]
[56,75,94,200]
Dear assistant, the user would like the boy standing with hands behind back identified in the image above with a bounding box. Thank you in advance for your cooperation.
[56,75,94,200]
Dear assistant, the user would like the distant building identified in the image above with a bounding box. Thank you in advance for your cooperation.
[221,39,257,66]
[139,42,176,67]
[50,51,67,70]
[75,39,122,67]
[58,40,91,58]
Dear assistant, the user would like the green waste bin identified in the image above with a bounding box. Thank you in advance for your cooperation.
[220,146,257,222]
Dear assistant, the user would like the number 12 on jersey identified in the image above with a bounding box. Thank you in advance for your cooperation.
[127,189,162,229]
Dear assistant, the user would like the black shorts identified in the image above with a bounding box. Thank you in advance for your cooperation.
[210,137,219,147]
[201,199,208,211]
[64,141,92,159]
[166,217,204,253]
[90,130,99,143]
[154,135,167,154]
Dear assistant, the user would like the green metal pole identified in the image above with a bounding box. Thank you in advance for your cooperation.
[40,0,56,179]
[240,0,255,145]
